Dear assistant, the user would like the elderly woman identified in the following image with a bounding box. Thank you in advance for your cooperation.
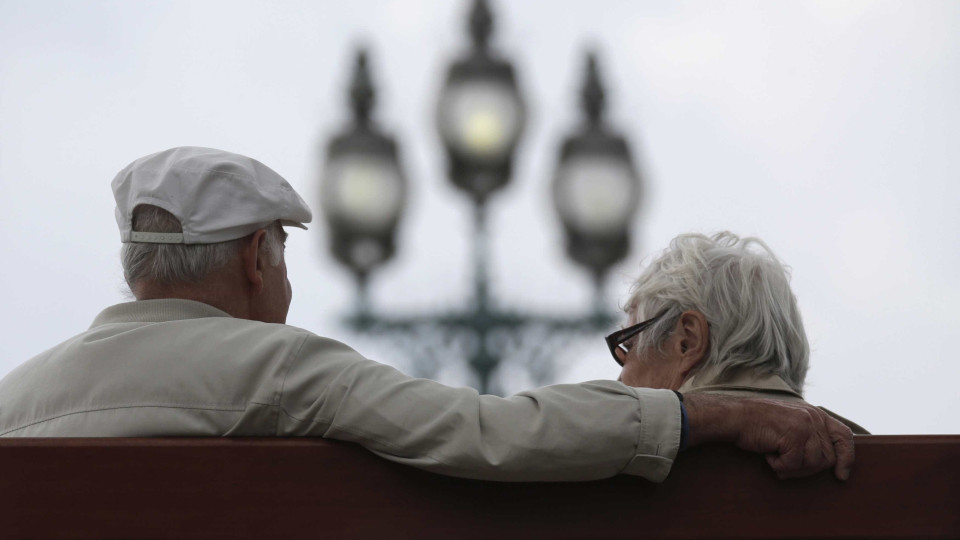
[610,232,868,434]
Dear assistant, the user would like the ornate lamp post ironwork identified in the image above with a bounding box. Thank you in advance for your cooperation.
[319,2,642,395]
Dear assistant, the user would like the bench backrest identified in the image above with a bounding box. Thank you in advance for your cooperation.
[2,435,958,539]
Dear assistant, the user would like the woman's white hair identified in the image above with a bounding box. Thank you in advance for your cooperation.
[625,232,809,393]
[121,205,284,288]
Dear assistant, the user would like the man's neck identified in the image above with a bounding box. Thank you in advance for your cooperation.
[132,278,251,320]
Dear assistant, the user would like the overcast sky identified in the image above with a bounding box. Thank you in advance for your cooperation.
[1,0,958,434]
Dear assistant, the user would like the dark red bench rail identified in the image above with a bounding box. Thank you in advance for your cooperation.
[2,435,958,539]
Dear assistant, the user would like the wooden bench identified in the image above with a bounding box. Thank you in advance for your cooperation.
[2,435,958,539]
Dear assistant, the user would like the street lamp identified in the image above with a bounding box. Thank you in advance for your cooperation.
[435,0,526,320]
[320,48,407,306]
[320,4,641,396]
[553,51,641,301]
[437,0,525,206]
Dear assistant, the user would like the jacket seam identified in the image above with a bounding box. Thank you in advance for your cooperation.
[275,331,310,435]
[0,404,247,436]
[625,391,649,474]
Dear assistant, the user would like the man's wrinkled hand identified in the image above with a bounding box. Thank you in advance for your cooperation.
[684,394,854,480]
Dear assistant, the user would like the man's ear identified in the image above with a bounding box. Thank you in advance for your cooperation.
[676,310,709,377]
[239,229,268,294]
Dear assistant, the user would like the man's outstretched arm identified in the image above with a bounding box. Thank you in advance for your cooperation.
[684,394,855,480]
[277,333,853,482]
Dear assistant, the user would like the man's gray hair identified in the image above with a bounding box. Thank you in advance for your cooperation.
[121,205,284,288]
[625,232,809,393]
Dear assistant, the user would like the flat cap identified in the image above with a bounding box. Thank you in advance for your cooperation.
[112,146,312,244]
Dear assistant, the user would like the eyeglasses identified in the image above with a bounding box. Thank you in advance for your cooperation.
[605,309,669,367]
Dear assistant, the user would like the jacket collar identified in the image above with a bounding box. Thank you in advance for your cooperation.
[678,363,803,399]
[91,299,232,328]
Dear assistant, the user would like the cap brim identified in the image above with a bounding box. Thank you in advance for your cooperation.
[280,220,308,230]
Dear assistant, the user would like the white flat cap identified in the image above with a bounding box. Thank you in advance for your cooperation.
[112,146,312,244]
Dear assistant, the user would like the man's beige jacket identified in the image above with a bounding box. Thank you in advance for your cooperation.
[0,299,682,482]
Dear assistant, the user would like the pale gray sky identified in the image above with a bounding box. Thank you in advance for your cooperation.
[1,0,958,434]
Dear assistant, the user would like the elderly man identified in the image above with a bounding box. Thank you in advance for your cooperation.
[610,232,868,434]
[0,147,854,482]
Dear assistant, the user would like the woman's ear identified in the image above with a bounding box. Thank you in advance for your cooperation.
[677,310,709,377]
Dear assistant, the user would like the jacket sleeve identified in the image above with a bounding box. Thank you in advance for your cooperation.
[275,333,682,482]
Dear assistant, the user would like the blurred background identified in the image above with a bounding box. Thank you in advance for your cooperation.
[1,0,958,434]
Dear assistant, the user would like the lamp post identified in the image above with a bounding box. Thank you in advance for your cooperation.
[434,0,527,386]
[319,2,641,395]
[437,0,525,208]
[553,51,642,314]
[320,48,407,312]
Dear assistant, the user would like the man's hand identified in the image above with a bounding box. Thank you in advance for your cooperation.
[683,394,854,480]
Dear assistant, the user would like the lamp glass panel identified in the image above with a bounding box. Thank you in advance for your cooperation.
[555,156,636,236]
[439,81,522,161]
[322,155,403,233]
[349,238,385,270]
